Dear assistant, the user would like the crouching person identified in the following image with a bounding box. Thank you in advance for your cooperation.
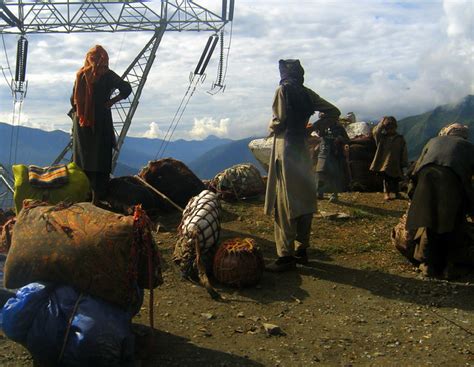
[406,123,474,278]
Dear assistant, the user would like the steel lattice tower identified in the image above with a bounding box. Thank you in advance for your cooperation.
[0,0,234,172]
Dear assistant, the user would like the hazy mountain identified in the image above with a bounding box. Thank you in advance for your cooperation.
[189,137,265,179]
[0,122,231,176]
[1,94,473,181]
[398,95,474,159]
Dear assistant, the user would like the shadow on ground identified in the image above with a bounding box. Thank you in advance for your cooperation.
[133,325,264,367]
[300,260,474,311]
[337,199,406,218]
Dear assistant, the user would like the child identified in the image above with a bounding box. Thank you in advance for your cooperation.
[370,116,408,201]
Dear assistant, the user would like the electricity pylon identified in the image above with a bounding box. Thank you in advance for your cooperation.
[0,0,234,172]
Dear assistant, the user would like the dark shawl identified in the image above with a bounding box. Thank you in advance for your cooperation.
[72,70,132,174]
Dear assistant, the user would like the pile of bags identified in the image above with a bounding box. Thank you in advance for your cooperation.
[1,200,162,366]
[344,120,384,192]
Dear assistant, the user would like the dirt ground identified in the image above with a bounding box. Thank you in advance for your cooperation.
[0,192,473,366]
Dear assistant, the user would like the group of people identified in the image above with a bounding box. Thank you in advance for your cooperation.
[264,59,473,277]
[70,47,472,279]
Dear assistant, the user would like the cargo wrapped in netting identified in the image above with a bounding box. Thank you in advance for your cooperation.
[4,201,162,309]
[173,190,221,298]
[210,163,265,201]
[213,238,265,288]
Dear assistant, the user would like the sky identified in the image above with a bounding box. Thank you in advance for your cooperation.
[0,0,473,141]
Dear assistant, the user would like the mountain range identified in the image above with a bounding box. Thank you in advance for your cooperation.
[398,94,474,159]
[1,94,473,180]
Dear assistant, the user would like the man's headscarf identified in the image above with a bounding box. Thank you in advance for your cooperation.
[438,122,469,139]
[73,45,109,127]
[279,59,304,86]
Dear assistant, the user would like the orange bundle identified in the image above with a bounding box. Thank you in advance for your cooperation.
[213,238,264,288]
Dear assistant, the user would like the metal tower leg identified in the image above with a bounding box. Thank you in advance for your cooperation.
[112,24,166,172]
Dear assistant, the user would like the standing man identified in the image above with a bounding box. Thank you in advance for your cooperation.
[264,59,340,272]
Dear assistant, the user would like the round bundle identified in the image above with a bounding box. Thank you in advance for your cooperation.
[211,163,265,201]
[213,238,264,288]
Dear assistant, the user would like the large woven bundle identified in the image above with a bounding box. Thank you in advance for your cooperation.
[213,238,264,288]
[173,190,221,298]
[4,201,162,309]
[211,163,265,201]
[12,162,90,214]
[391,213,419,265]
[139,158,204,210]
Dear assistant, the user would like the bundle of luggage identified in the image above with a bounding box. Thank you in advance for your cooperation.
[210,163,265,201]
[347,136,383,192]
[173,190,265,297]
[1,200,162,366]
[12,162,90,214]
[138,158,204,211]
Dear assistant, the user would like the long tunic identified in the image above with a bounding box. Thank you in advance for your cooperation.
[406,135,474,233]
[369,122,408,178]
[72,70,132,174]
[264,85,340,219]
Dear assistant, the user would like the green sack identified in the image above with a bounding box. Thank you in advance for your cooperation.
[13,162,90,214]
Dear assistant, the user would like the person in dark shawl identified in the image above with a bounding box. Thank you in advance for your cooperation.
[71,45,132,204]
[315,114,350,202]
[370,116,408,201]
[406,123,474,278]
[264,59,340,272]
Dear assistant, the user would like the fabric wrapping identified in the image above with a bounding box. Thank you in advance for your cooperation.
[13,162,90,214]
[28,164,69,189]
[4,201,162,309]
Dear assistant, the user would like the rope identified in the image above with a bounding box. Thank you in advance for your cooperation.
[133,175,184,212]
[13,101,23,164]
[154,77,195,159]
[7,101,16,166]
[58,292,83,364]
[155,75,203,159]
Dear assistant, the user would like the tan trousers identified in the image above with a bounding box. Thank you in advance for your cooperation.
[274,206,313,257]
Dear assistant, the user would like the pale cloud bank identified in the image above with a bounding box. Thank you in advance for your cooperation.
[0,0,473,140]
[188,117,229,139]
[142,121,161,139]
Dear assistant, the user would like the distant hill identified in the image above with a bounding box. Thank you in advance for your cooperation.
[398,95,474,159]
[0,122,231,176]
[189,137,265,179]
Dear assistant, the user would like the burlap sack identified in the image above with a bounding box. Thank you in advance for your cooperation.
[4,201,162,308]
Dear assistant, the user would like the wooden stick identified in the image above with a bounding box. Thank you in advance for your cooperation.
[133,175,184,212]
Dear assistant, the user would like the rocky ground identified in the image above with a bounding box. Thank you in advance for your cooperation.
[0,192,473,366]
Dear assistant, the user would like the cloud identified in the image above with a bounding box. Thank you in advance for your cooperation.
[142,121,161,139]
[188,117,229,139]
[0,0,473,141]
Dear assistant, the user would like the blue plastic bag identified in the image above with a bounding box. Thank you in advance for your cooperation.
[2,283,136,366]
